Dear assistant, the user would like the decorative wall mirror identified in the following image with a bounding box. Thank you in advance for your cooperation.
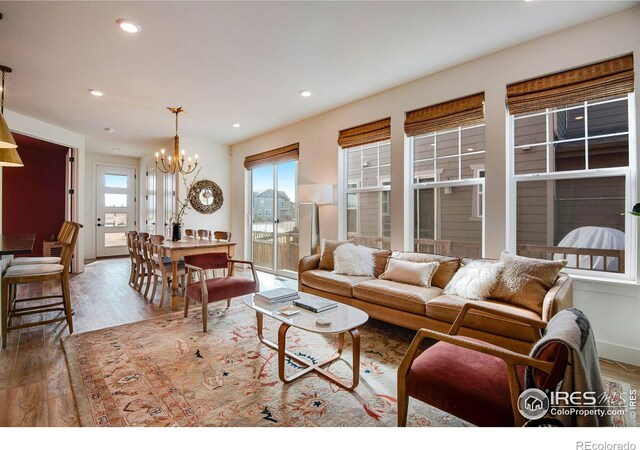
[189,179,223,214]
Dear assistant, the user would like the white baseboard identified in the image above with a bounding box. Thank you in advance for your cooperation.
[597,340,640,367]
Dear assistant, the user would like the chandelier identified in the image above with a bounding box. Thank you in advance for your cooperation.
[155,107,199,175]
[0,64,24,167]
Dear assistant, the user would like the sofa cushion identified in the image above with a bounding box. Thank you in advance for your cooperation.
[425,294,542,342]
[352,279,442,315]
[372,249,392,278]
[490,251,567,314]
[389,251,460,289]
[319,239,353,270]
[380,259,439,287]
[300,269,374,297]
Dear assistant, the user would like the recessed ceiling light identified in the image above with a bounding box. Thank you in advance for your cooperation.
[232,123,240,128]
[89,89,104,97]
[117,19,141,34]
[299,90,312,97]
[575,115,584,120]
[466,148,475,152]
[112,147,120,152]
[104,127,115,134]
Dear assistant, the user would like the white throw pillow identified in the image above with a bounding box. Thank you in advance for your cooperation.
[444,260,504,301]
[333,243,375,276]
[379,258,439,287]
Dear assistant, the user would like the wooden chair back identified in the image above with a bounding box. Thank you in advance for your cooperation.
[148,235,166,271]
[197,229,212,240]
[214,231,231,241]
[184,229,195,237]
[59,221,81,271]
[184,253,229,272]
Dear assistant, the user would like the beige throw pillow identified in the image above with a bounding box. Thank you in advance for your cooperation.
[388,251,460,289]
[489,251,567,314]
[319,239,352,270]
[379,258,440,287]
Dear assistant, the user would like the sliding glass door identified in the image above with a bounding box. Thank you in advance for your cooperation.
[251,161,298,276]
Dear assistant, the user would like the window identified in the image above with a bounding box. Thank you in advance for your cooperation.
[510,95,634,276]
[343,140,391,249]
[411,124,485,258]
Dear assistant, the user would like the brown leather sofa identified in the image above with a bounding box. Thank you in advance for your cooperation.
[298,251,573,353]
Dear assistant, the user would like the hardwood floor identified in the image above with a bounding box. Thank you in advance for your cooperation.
[0,257,637,426]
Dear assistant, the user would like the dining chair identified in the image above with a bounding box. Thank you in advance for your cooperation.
[11,221,74,265]
[1,221,81,349]
[147,235,186,307]
[184,229,195,238]
[213,231,231,242]
[197,229,212,240]
[184,253,259,332]
[126,230,139,287]
[134,232,150,293]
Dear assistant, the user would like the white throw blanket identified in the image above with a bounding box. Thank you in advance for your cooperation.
[525,308,612,427]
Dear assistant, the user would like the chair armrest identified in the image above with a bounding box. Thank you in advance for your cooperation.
[448,302,547,341]
[227,259,260,292]
[541,273,573,322]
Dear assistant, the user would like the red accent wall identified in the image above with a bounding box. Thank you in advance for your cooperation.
[2,133,68,257]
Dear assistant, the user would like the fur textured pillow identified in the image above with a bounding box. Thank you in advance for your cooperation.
[444,260,504,301]
[319,239,353,270]
[332,243,375,276]
[490,251,567,314]
[379,258,440,287]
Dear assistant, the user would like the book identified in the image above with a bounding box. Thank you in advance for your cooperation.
[254,288,300,304]
[293,297,338,313]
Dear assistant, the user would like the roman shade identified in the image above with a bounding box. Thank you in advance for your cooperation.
[338,118,391,148]
[404,93,485,137]
[243,143,299,170]
[506,54,634,115]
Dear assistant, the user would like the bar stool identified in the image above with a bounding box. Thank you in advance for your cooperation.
[10,221,73,266]
[1,221,81,349]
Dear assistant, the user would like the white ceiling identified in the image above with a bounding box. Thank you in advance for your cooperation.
[0,1,637,157]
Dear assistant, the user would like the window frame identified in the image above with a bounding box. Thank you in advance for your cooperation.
[506,93,636,281]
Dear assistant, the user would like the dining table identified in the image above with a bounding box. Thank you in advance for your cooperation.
[161,237,236,310]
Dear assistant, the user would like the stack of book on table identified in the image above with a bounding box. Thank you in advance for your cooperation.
[254,288,300,304]
[293,296,338,313]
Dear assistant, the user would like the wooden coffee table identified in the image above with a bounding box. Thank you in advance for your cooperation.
[243,292,368,391]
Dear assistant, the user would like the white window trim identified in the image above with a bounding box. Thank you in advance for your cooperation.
[470,164,485,221]
[507,93,636,282]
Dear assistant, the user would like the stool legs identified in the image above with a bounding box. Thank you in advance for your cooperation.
[1,279,8,349]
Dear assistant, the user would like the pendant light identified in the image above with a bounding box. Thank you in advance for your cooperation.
[0,64,23,167]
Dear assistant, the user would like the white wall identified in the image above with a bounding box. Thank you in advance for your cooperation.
[1,109,86,272]
[84,151,140,260]
[230,7,640,365]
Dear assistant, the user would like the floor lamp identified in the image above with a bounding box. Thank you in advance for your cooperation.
[298,184,332,254]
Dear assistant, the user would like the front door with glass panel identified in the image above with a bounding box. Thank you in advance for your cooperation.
[96,166,136,257]
[250,161,298,276]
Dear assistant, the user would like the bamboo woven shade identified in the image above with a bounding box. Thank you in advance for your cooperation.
[506,54,634,115]
[243,143,299,170]
[404,93,485,137]
[338,118,391,148]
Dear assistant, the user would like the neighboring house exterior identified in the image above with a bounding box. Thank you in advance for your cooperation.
[252,189,295,222]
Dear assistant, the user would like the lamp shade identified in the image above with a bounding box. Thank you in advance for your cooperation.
[298,184,332,204]
[0,112,18,149]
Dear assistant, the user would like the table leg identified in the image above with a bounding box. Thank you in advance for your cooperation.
[170,260,180,311]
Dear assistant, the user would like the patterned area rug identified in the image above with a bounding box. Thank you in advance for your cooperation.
[62,303,467,427]
[62,303,634,427]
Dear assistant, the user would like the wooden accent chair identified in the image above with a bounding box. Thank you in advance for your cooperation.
[197,229,212,239]
[183,253,259,332]
[1,221,82,349]
[184,229,195,238]
[126,230,139,287]
[147,235,186,307]
[213,231,231,242]
[397,303,568,427]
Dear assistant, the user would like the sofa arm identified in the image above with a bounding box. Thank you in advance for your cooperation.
[298,254,321,290]
[541,273,573,322]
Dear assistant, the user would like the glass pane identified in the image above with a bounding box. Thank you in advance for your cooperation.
[414,135,435,161]
[379,142,391,167]
[104,232,126,247]
[347,208,358,234]
[516,177,625,273]
[362,146,378,169]
[251,165,274,270]
[379,165,390,186]
[348,192,389,250]
[514,114,547,147]
[553,107,585,141]
[436,130,458,158]
[104,174,128,189]
[588,135,629,169]
[362,167,379,188]
[276,161,298,272]
[461,153,484,180]
[440,155,459,182]
[414,186,482,258]
[381,191,391,238]
[461,125,485,153]
[347,169,360,188]
[414,159,435,183]
[347,193,358,208]
[346,148,361,172]
[104,213,127,227]
[588,98,628,137]
[554,140,586,171]
[514,144,547,175]
[104,193,127,207]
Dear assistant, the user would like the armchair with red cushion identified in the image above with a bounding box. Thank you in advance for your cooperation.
[397,302,569,427]
[184,253,260,332]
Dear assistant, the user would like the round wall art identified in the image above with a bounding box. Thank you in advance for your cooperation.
[189,179,224,214]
